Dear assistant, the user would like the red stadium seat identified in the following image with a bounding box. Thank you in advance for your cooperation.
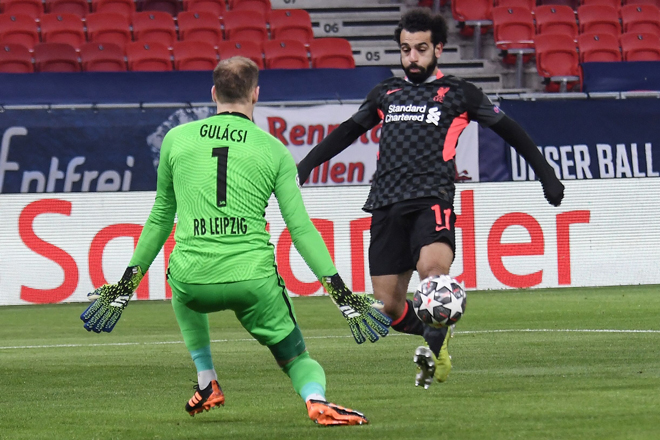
[39,13,86,50]
[577,32,622,61]
[0,43,33,72]
[622,0,660,6]
[577,5,621,36]
[534,33,580,92]
[228,0,270,15]
[136,0,181,16]
[492,6,535,87]
[86,12,132,50]
[33,42,80,72]
[125,40,173,70]
[534,5,579,38]
[309,38,355,68]
[45,0,89,17]
[263,39,308,69]
[268,9,313,45]
[496,0,535,10]
[183,0,226,17]
[177,11,223,46]
[91,0,135,16]
[79,41,126,71]
[132,11,178,47]
[492,6,535,50]
[580,0,621,10]
[452,0,493,39]
[620,4,660,38]
[620,32,660,60]
[223,10,268,41]
[217,40,263,68]
[172,40,217,70]
[0,0,43,19]
[0,14,40,50]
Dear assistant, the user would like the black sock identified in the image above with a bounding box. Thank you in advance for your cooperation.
[423,326,448,358]
[391,299,424,336]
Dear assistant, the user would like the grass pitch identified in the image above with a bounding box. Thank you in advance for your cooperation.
[1,286,659,440]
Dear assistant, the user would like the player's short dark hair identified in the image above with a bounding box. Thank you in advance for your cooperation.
[394,8,448,47]
[213,56,259,103]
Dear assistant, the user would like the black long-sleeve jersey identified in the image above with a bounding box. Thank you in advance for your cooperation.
[297,70,563,210]
[353,71,504,210]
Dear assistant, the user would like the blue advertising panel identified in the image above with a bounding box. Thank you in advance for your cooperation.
[489,98,660,182]
[0,67,393,105]
[0,106,219,194]
[581,61,660,93]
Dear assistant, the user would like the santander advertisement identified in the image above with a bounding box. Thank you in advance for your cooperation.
[2,179,659,306]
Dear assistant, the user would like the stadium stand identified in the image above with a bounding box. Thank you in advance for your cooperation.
[268,9,314,45]
[0,13,40,50]
[0,0,43,19]
[79,41,127,71]
[33,42,80,72]
[620,4,660,37]
[533,33,580,92]
[263,39,309,69]
[534,5,579,39]
[229,0,271,15]
[85,12,132,51]
[91,0,135,16]
[125,40,173,70]
[620,32,660,60]
[577,5,621,36]
[45,0,89,17]
[172,40,218,70]
[136,0,181,16]
[217,40,264,68]
[492,6,535,87]
[183,0,226,17]
[132,11,178,47]
[495,0,535,10]
[451,0,493,58]
[39,13,86,50]
[177,11,223,46]
[309,37,355,68]
[580,0,622,10]
[577,32,622,61]
[223,10,268,41]
[0,43,33,72]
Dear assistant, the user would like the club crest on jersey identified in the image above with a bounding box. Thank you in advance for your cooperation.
[433,87,450,103]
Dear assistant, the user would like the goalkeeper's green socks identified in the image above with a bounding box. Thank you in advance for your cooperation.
[190,346,217,389]
[282,351,327,402]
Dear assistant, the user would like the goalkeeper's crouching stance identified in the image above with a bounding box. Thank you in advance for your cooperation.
[80,56,391,426]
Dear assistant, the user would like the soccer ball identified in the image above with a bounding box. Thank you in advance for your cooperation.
[412,275,467,328]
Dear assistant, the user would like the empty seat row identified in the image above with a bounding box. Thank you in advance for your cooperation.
[0,0,272,18]
[0,38,355,73]
[0,9,314,51]
[454,0,660,21]
[534,31,660,91]
[492,4,660,55]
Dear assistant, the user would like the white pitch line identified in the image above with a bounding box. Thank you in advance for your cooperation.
[0,328,658,351]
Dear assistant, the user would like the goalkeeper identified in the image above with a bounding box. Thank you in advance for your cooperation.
[80,57,390,426]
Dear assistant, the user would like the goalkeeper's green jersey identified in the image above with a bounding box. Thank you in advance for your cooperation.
[130,112,337,284]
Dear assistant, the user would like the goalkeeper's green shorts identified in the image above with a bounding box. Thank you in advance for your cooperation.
[168,273,297,347]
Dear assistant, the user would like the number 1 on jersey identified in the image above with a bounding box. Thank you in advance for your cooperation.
[212,147,228,207]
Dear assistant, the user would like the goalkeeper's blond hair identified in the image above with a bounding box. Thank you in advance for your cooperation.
[212,57,259,104]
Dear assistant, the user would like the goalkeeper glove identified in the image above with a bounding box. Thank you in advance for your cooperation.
[80,265,144,333]
[321,274,392,344]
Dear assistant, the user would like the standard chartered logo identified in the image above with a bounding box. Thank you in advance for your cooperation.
[426,107,441,126]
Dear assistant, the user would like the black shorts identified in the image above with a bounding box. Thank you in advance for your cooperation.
[368,197,456,276]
